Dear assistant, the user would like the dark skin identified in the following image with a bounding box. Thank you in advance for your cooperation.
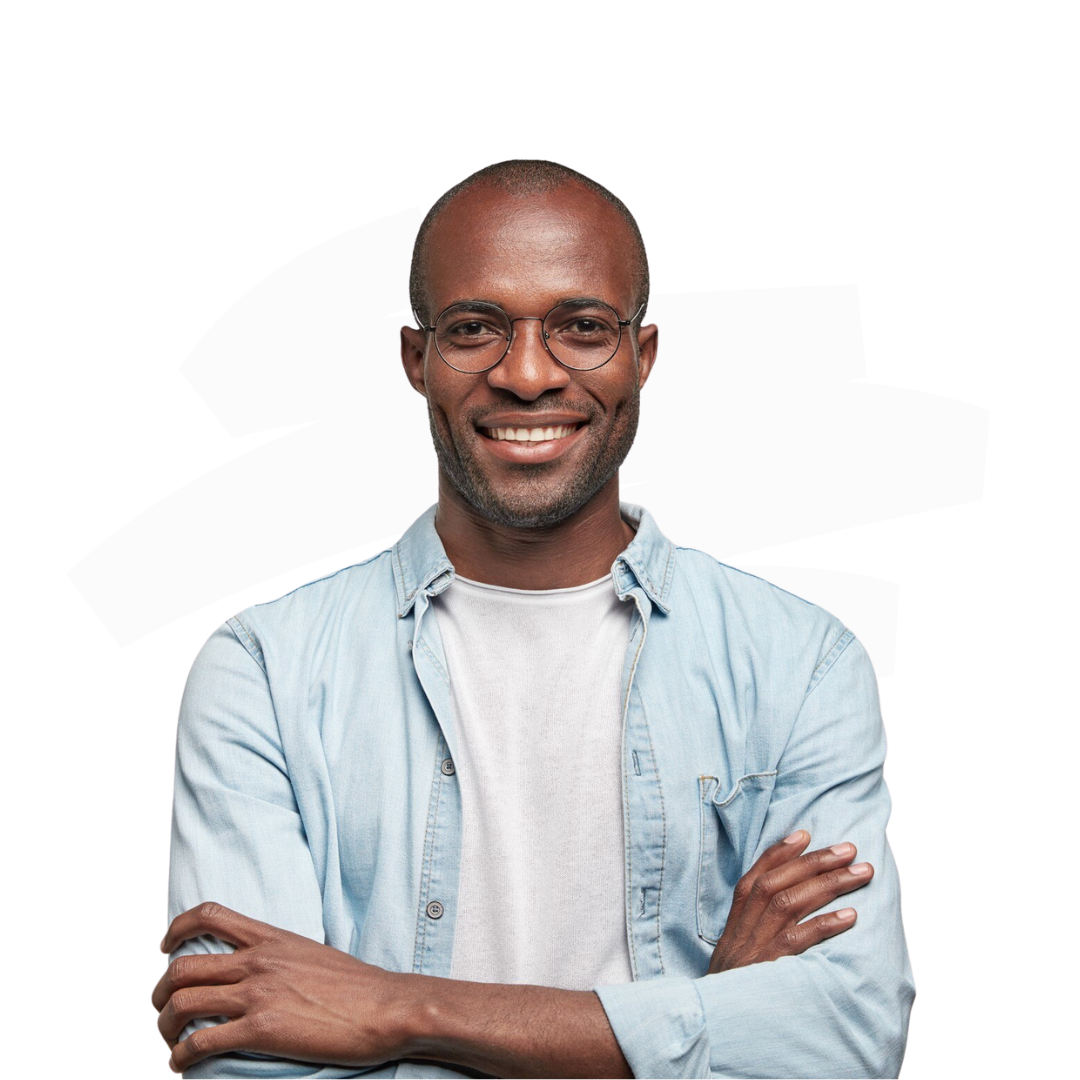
[152,183,875,1076]
[153,836,872,1075]
[401,182,653,588]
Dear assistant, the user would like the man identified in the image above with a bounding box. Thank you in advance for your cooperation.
[153,160,915,1078]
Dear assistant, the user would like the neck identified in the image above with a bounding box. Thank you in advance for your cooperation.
[433,476,637,590]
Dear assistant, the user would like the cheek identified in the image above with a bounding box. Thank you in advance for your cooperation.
[428,391,475,445]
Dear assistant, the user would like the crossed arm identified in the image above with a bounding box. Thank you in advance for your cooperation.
[152,832,874,1076]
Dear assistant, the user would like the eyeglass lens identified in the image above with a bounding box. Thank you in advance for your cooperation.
[433,300,624,372]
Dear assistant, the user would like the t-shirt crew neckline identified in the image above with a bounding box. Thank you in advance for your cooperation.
[451,572,612,596]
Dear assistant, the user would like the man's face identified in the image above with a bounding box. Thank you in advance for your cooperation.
[400,182,658,529]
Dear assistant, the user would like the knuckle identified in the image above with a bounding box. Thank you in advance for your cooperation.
[779,923,805,950]
[749,874,775,903]
[767,888,794,916]
[732,877,753,905]
[827,868,854,891]
[169,955,193,985]
[186,1029,206,1057]
[170,989,194,1018]
[248,1009,275,1038]
[250,946,281,975]
[198,901,225,921]
[808,846,841,868]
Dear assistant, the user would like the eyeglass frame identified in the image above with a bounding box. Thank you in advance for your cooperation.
[413,298,647,373]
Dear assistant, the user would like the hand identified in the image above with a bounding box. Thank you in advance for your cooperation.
[152,902,410,1074]
[707,830,873,974]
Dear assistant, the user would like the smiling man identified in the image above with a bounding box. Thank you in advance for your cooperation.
[154,161,915,1078]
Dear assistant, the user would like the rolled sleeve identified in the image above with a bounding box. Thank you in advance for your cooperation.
[595,633,915,1079]
[167,620,372,1079]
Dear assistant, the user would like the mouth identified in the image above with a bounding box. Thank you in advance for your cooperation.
[478,422,586,443]
[473,421,589,463]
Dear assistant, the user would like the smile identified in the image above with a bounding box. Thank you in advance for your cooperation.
[479,423,583,442]
[474,421,588,463]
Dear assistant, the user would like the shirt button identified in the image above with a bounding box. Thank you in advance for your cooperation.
[426,900,444,919]
[441,758,455,776]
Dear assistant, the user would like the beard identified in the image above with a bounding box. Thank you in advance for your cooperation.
[427,385,641,529]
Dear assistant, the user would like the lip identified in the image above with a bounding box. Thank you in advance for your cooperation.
[474,421,588,464]
[477,412,590,428]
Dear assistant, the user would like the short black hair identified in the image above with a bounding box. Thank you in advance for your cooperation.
[409,159,649,329]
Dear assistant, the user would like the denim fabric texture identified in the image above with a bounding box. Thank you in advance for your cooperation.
[167,501,915,1078]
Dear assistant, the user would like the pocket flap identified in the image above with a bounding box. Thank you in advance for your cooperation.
[697,770,779,945]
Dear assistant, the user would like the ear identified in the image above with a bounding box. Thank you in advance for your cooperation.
[400,326,429,398]
[634,322,659,390]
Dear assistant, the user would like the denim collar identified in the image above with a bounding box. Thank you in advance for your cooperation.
[392,500,676,619]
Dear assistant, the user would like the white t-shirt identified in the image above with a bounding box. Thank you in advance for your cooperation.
[431,571,636,991]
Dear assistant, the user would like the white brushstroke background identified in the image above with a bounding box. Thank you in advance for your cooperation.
[67,212,987,679]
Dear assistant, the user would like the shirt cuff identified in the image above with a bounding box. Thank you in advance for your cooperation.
[593,975,710,1079]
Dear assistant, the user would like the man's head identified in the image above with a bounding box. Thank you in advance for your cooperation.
[400,160,658,530]
[409,161,650,332]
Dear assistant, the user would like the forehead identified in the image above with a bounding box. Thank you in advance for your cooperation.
[423,183,637,312]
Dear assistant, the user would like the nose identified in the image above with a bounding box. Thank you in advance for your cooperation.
[485,317,571,400]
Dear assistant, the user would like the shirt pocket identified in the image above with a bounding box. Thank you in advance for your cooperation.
[696,770,779,945]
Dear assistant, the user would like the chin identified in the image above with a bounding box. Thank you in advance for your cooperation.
[482,503,577,529]
[469,466,620,530]
[435,418,628,529]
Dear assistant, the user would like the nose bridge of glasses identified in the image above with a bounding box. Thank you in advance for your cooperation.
[506,315,552,354]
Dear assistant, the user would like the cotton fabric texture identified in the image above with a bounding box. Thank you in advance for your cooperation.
[432,572,635,990]
[167,501,915,1079]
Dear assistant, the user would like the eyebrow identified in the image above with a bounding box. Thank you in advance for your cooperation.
[552,297,612,310]
[439,295,615,312]
[441,298,506,311]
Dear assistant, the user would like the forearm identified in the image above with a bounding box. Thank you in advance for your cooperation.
[393,972,633,1079]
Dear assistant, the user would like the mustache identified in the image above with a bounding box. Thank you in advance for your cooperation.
[468,404,597,426]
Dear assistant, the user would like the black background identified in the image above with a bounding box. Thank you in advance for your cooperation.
[63,157,984,1071]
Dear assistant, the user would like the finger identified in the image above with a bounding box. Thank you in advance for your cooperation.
[170,1017,257,1073]
[759,861,875,937]
[158,984,248,1043]
[767,907,859,961]
[729,830,811,922]
[733,841,858,935]
[161,901,276,955]
[152,951,248,1013]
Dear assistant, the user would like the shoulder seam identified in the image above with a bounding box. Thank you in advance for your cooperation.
[805,626,856,698]
[226,615,266,675]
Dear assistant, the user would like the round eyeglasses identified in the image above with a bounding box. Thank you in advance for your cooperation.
[415,299,646,373]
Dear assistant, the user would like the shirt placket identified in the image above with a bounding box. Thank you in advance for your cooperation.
[614,564,669,982]
[406,580,463,979]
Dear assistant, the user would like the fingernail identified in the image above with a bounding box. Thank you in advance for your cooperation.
[160,937,168,952]
[849,862,872,876]
[837,908,857,920]
[830,843,854,857]
[784,830,806,844]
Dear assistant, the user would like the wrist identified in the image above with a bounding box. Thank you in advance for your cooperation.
[381,973,629,1078]
[390,976,470,1058]
[383,970,444,1060]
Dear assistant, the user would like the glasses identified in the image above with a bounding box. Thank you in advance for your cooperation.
[415,298,646,373]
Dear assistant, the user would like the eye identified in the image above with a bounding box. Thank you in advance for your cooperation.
[569,317,605,334]
[453,321,490,337]
[436,309,509,349]
[547,305,620,352]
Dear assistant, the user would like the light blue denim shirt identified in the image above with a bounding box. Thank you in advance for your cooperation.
[167,501,915,1079]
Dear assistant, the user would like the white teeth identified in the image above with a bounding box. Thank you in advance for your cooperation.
[484,424,579,442]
